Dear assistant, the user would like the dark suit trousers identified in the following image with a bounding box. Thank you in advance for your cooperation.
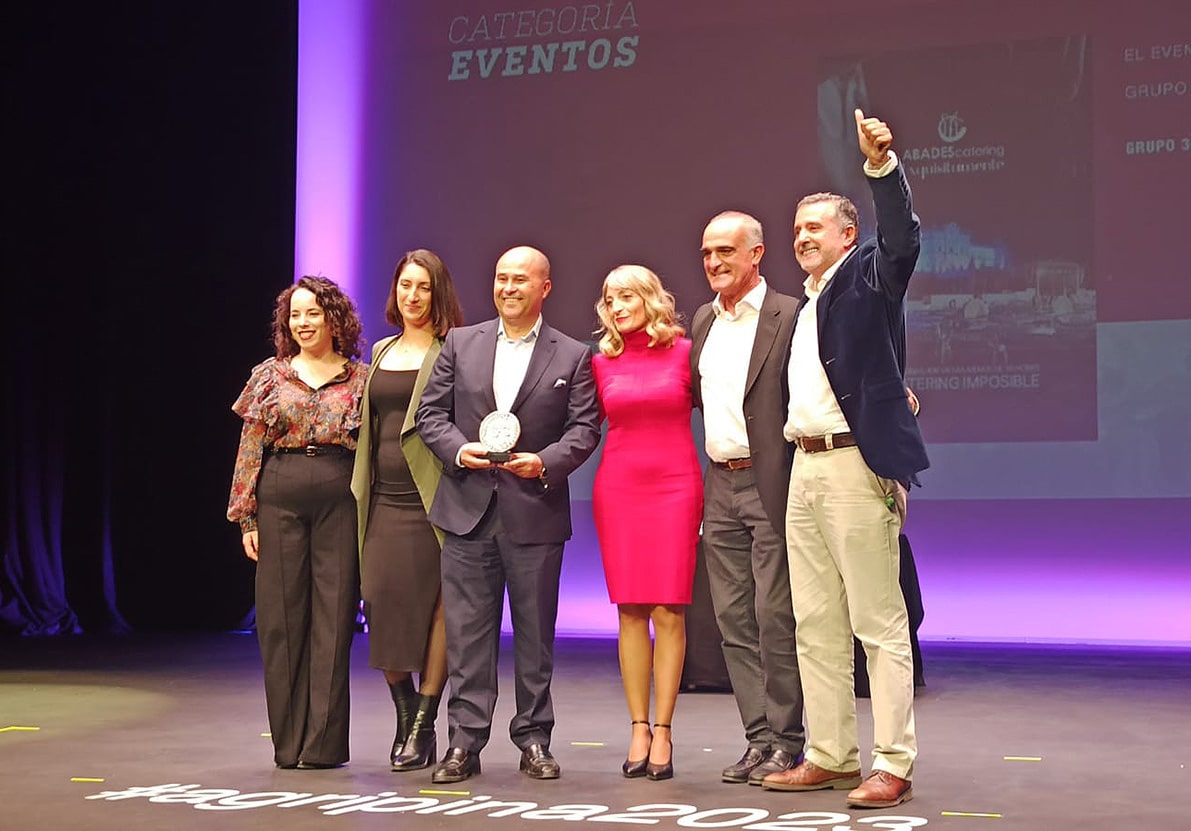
[701,465,806,755]
[440,494,564,754]
[255,452,358,767]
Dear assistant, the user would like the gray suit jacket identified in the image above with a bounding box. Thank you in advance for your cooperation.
[690,285,800,537]
[414,319,601,544]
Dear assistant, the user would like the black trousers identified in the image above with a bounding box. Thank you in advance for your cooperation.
[255,451,359,767]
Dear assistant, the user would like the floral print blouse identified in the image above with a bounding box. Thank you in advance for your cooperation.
[227,356,367,533]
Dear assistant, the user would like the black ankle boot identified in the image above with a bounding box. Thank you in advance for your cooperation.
[388,678,416,766]
[392,693,440,771]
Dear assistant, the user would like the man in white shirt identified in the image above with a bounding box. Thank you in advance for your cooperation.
[416,246,601,784]
[689,212,806,785]
[761,110,928,809]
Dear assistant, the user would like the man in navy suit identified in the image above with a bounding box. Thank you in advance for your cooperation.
[760,111,928,809]
[415,245,601,783]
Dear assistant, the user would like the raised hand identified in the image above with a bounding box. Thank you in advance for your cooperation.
[854,108,893,167]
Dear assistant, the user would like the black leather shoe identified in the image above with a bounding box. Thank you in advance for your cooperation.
[431,747,481,784]
[722,747,770,783]
[519,743,561,779]
[296,760,345,770]
[747,748,800,785]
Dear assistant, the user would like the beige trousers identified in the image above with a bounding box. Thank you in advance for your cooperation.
[785,445,916,779]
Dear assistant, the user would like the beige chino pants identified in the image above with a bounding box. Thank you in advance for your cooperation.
[785,445,916,779]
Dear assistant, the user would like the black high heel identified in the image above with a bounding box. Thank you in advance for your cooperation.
[646,723,673,781]
[622,720,651,778]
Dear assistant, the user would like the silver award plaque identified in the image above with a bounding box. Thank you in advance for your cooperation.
[479,411,520,463]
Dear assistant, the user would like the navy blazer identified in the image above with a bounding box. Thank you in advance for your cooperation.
[796,164,929,485]
[414,318,601,544]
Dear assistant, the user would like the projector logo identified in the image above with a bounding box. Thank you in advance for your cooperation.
[938,112,967,143]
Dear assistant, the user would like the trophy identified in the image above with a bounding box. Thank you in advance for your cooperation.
[479,411,521,463]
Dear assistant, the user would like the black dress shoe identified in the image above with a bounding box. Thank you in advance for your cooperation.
[431,747,481,784]
[747,748,800,785]
[722,746,770,783]
[296,760,345,770]
[519,743,561,779]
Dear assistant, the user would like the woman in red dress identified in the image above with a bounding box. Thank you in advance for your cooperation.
[592,265,703,781]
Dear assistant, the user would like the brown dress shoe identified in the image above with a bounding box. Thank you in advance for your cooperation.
[761,760,862,791]
[846,770,913,808]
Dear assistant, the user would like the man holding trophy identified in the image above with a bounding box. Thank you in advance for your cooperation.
[415,245,602,783]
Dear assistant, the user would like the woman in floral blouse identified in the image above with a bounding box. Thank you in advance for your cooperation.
[227,275,367,770]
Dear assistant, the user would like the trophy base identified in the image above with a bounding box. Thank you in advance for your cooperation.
[484,451,513,463]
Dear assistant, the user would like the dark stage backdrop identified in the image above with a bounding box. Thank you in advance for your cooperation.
[6,3,299,633]
[297,0,1190,644]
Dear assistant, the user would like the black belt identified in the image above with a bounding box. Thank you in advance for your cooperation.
[269,444,352,457]
[794,432,856,453]
[711,457,752,471]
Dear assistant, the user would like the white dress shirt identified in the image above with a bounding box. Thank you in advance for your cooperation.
[784,253,853,440]
[784,152,901,440]
[493,315,542,412]
[699,278,769,462]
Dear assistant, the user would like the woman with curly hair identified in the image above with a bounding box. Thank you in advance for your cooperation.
[591,264,702,781]
[227,275,367,770]
[350,249,463,771]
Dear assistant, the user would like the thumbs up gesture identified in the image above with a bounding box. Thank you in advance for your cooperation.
[854,109,893,167]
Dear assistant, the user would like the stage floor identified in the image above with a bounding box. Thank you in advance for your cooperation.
[1,633,1187,830]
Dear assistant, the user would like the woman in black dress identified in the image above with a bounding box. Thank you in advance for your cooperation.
[351,249,464,770]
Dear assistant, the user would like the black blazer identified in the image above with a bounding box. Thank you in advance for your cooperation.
[795,163,929,485]
[690,285,800,537]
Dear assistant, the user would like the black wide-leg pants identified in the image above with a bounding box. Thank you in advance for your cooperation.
[255,451,358,767]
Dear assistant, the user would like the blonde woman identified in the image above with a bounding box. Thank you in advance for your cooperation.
[591,265,702,780]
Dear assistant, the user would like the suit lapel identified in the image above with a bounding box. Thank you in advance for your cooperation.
[401,339,442,437]
[689,306,713,410]
[510,324,557,413]
[745,288,781,398]
[361,335,399,431]
[690,306,713,366]
[477,323,500,412]
[816,246,857,333]
[365,334,398,399]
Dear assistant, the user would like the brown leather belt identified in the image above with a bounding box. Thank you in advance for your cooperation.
[711,457,753,471]
[794,432,856,453]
